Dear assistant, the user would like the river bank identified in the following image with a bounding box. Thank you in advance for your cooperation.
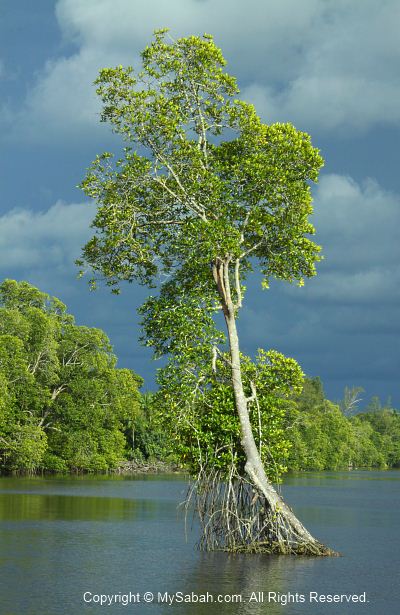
[0,459,183,478]
[114,459,183,475]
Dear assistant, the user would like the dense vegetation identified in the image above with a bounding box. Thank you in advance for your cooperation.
[0,280,398,476]
[0,280,142,473]
[141,378,400,474]
[288,378,400,471]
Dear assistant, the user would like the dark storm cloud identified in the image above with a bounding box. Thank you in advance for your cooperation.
[0,0,399,404]
[239,172,400,402]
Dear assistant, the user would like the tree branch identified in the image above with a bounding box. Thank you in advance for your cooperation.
[212,345,233,373]
[233,258,242,309]
[239,238,266,259]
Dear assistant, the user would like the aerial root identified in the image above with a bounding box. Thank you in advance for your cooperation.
[184,466,339,556]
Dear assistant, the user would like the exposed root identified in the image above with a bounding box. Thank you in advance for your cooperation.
[185,465,339,556]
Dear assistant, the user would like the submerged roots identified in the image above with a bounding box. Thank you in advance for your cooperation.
[185,467,338,556]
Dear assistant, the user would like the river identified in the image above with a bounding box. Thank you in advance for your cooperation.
[0,471,399,614]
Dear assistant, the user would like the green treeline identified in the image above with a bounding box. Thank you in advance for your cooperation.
[0,280,142,473]
[137,379,400,474]
[287,377,400,471]
[1,280,399,475]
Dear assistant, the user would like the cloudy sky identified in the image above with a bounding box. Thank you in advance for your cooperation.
[1,0,399,407]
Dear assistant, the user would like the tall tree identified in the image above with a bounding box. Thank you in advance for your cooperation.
[78,30,335,555]
[339,386,364,416]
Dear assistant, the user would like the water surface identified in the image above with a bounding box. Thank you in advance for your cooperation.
[0,471,399,614]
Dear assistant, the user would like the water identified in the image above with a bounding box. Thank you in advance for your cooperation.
[0,471,399,614]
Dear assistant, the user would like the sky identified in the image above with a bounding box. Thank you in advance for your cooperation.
[0,0,399,407]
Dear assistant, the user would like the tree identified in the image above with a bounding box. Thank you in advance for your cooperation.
[339,385,364,416]
[0,280,142,472]
[355,407,400,467]
[78,30,335,555]
[130,391,173,461]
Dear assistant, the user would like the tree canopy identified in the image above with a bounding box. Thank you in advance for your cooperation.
[79,29,322,292]
[0,279,142,473]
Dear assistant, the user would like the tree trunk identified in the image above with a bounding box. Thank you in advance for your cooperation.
[209,259,337,555]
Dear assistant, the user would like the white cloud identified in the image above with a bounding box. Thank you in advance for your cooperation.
[4,0,400,141]
[245,77,400,133]
[0,201,93,272]
[242,0,400,131]
[307,174,400,303]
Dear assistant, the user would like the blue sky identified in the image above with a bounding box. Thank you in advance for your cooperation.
[1,0,399,407]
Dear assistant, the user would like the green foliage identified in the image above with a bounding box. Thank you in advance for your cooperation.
[7,425,47,473]
[77,31,325,483]
[135,377,399,473]
[288,400,358,470]
[0,280,142,473]
[287,378,396,471]
[354,408,400,467]
[78,31,323,295]
[130,392,173,461]
[155,349,303,481]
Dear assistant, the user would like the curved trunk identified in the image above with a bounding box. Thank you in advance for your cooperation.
[211,259,336,555]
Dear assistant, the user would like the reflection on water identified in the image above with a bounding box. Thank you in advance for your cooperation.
[0,471,399,615]
[165,552,322,615]
[0,492,158,522]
